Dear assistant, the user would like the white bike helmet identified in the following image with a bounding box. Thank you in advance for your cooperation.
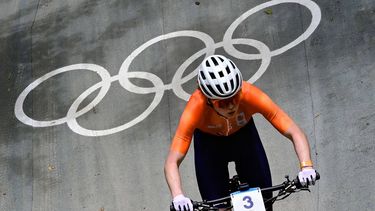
[198,55,243,99]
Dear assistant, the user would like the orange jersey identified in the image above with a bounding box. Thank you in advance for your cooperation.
[170,82,294,154]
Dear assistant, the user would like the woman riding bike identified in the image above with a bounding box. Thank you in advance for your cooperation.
[164,55,317,211]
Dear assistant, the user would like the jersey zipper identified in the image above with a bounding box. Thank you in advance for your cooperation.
[225,118,231,136]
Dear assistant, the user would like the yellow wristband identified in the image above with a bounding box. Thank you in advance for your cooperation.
[300,160,313,169]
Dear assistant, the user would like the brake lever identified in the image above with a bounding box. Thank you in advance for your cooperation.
[299,187,311,192]
[283,175,311,193]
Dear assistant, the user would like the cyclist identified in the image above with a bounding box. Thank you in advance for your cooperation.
[164,55,317,211]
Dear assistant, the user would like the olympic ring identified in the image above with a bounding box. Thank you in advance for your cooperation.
[223,0,321,59]
[14,0,321,137]
[67,72,164,136]
[14,64,112,127]
[118,30,216,95]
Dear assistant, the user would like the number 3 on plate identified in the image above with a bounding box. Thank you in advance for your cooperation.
[231,188,266,211]
[243,196,254,208]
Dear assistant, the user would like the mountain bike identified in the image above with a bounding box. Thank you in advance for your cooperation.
[170,172,320,211]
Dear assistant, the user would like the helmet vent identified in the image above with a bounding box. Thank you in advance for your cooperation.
[211,57,219,66]
[209,72,216,79]
[206,60,211,67]
[201,85,212,97]
[234,75,240,90]
[200,71,206,80]
[224,82,229,91]
[225,66,230,74]
[219,71,224,77]
[207,84,215,95]
[219,57,224,62]
[230,78,234,88]
[230,61,236,69]
[216,85,223,93]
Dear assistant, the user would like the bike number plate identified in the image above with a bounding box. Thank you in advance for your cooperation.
[230,188,265,211]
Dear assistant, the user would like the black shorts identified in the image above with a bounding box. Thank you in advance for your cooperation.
[194,118,273,210]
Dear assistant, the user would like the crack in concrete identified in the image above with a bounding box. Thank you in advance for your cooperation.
[298,4,319,211]
[29,0,41,208]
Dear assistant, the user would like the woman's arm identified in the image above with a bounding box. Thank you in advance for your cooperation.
[164,150,186,197]
[284,122,314,169]
[246,84,314,168]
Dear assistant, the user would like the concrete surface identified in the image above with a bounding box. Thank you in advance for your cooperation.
[0,0,374,210]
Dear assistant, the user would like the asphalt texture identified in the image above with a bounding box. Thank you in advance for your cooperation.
[0,0,374,210]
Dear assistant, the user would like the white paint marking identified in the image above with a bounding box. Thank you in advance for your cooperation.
[14,0,321,136]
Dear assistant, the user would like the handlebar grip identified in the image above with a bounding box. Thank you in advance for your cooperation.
[294,170,321,188]
[170,204,175,211]
[170,201,197,211]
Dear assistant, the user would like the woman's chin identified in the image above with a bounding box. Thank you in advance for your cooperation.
[222,111,236,118]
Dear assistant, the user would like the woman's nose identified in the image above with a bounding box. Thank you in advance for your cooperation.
[228,102,234,109]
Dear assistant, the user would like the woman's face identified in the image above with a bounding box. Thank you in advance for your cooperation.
[210,90,242,118]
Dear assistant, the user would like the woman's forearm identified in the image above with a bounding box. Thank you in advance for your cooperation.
[164,152,185,197]
[285,123,313,168]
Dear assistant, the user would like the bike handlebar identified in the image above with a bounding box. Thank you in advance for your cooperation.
[170,172,320,211]
[261,171,321,193]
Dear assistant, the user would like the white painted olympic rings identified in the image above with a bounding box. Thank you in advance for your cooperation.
[14,0,321,137]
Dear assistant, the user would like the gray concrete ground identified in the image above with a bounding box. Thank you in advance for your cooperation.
[0,0,374,210]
